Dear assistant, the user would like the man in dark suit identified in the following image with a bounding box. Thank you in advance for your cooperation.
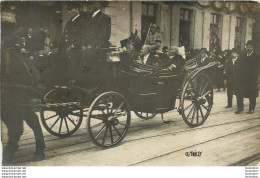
[79,2,111,50]
[77,2,111,88]
[234,40,259,114]
[60,3,81,82]
[61,3,81,51]
[224,48,239,108]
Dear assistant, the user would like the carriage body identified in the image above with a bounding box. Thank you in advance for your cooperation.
[4,46,216,147]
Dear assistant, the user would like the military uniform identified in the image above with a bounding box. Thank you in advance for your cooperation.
[145,32,162,52]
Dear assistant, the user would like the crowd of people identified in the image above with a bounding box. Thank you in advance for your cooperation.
[184,41,259,114]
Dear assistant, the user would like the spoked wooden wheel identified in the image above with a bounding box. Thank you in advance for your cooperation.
[134,111,157,120]
[40,88,83,138]
[87,92,131,147]
[181,73,213,127]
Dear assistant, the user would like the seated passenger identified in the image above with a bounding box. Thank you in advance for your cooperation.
[140,45,169,67]
[120,39,141,65]
[162,46,169,55]
[198,51,211,66]
[163,46,185,71]
[140,45,151,64]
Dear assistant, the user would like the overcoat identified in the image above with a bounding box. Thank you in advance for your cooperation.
[234,52,259,98]
[79,11,111,48]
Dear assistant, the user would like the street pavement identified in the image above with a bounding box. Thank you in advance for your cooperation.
[1,90,260,166]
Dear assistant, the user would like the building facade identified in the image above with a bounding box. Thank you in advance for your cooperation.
[97,1,257,51]
[2,1,259,51]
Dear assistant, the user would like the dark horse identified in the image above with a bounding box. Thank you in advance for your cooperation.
[1,47,46,165]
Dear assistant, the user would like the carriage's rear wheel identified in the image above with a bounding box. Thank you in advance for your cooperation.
[40,88,83,138]
[181,73,213,127]
[87,92,131,147]
[134,111,157,120]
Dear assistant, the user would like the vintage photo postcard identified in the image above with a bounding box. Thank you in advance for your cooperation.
[1,1,260,172]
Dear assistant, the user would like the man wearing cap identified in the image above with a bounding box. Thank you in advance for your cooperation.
[61,3,80,51]
[224,48,239,108]
[234,40,259,114]
[60,3,81,82]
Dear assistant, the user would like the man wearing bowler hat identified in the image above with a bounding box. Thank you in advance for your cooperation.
[234,40,259,114]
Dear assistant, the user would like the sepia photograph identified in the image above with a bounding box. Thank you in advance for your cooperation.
[1,0,260,173]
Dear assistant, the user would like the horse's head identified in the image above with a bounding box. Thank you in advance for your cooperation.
[120,30,142,51]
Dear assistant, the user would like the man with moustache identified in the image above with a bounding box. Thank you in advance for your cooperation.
[234,40,259,114]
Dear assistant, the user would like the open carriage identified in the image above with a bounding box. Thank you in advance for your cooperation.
[38,47,217,147]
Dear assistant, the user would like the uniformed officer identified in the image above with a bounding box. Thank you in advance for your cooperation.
[61,3,81,51]
[144,24,162,52]
[60,3,81,82]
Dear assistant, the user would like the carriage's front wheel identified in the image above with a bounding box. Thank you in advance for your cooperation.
[87,92,131,147]
[40,88,83,138]
[181,73,213,127]
[134,111,157,120]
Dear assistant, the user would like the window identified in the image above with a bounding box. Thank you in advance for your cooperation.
[179,8,193,50]
[235,17,245,50]
[211,13,222,25]
[209,13,223,52]
[142,3,157,16]
[180,8,192,21]
[141,3,158,42]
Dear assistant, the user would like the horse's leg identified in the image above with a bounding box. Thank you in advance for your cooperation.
[2,109,23,165]
[24,111,46,161]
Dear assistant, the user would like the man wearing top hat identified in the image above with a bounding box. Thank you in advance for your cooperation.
[224,48,239,108]
[234,40,259,114]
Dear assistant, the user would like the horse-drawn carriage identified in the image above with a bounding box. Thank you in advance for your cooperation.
[36,46,216,148]
[3,37,216,148]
